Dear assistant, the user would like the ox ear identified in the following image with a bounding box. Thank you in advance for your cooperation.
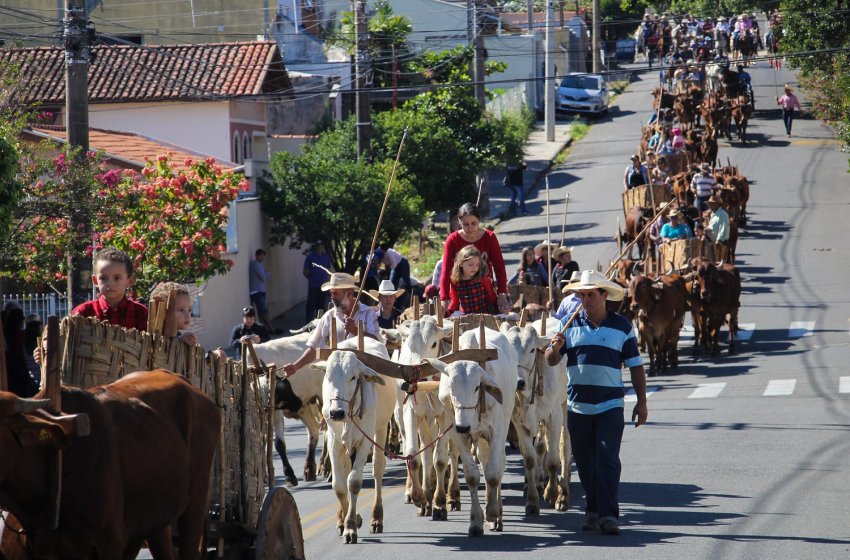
[397,320,413,337]
[360,372,386,386]
[438,324,455,340]
[381,328,401,345]
[480,382,503,405]
[9,416,72,449]
[536,336,552,350]
[423,358,448,375]
[309,361,328,372]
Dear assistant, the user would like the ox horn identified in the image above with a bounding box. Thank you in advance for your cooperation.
[14,397,50,414]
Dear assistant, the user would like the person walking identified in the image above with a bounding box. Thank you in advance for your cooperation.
[776,84,802,137]
[504,161,529,216]
[545,270,647,535]
[249,248,276,332]
[303,241,332,322]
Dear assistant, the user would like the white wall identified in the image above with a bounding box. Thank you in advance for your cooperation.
[192,197,308,350]
[89,102,232,162]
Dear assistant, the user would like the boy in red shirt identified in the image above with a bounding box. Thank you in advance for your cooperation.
[71,246,148,330]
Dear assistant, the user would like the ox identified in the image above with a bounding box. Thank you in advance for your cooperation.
[393,317,458,518]
[692,260,741,356]
[621,206,653,260]
[430,327,518,536]
[501,323,568,515]
[252,333,324,487]
[731,95,752,143]
[0,370,219,560]
[314,337,397,543]
[629,275,688,374]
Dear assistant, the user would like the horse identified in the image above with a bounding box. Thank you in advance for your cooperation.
[732,30,756,66]
[634,26,646,63]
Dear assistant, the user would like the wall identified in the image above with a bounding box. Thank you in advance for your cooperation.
[193,197,307,349]
[88,102,232,162]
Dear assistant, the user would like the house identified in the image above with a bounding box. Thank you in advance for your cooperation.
[2,41,321,349]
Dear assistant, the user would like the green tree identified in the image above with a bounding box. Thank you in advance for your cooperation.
[0,134,19,241]
[259,118,424,273]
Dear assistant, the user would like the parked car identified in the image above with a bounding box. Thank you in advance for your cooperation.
[555,73,610,116]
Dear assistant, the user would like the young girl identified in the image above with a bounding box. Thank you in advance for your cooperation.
[447,245,499,316]
[508,246,548,287]
[150,281,198,346]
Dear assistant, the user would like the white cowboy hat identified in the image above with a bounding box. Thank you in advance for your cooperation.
[552,246,575,259]
[368,279,405,300]
[570,270,626,302]
[320,272,360,291]
[535,240,558,252]
[561,270,583,293]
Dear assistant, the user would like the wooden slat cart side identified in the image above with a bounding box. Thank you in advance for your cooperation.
[622,184,673,217]
[658,238,706,273]
[57,316,304,560]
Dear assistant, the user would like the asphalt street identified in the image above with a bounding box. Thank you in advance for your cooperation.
[250,62,850,559]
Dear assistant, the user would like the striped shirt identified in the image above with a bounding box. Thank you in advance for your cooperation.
[558,311,642,415]
[691,173,717,198]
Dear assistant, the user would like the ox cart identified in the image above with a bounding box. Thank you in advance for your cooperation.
[659,238,706,273]
[622,183,673,218]
[26,308,305,560]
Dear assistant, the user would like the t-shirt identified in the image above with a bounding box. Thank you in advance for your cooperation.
[304,252,332,289]
[72,295,148,331]
[660,222,693,240]
[440,229,507,299]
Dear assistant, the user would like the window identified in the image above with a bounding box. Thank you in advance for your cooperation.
[233,132,242,163]
[243,132,251,160]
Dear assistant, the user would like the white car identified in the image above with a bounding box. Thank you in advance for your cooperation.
[555,73,610,116]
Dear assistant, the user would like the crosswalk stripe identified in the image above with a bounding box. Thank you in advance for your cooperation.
[840,377,850,394]
[688,382,727,399]
[788,321,815,338]
[764,379,796,396]
[625,386,659,402]
[734,323,756,341]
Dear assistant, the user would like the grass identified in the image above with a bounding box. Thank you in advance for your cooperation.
[394,220,448,280]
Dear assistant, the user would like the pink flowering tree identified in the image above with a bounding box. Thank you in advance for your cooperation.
[6,143,247,299]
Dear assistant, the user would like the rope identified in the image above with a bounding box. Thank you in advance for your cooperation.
[349,128,409,322]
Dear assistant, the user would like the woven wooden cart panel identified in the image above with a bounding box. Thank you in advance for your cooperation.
[448,313,502,332]
[659,238,705,273]
[622,184,673,216]
[508,284,562,308]
[58,316,268,529]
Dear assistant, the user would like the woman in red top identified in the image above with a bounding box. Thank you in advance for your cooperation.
[440,202,511,313]
[447,246,498,315]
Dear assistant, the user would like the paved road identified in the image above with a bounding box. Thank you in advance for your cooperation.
[258,63,850,559]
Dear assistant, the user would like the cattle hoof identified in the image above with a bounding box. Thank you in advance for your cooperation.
[432,508,448,521]
[425,505,433,517]
[356,514,363,528]
[304,470,316,482]
[468,525,484,537]
[555,499,568,512]
[449,500,462,512]
[345,531,358,544]
[284,475,298,487]
[337,524,344,536]
[404,493,412,504]
[418,506,426,517]
[525,504,540,516]
[370,522,383,534]
[489,519,503,532]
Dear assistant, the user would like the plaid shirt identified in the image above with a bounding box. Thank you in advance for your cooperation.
[449,276,498,315]
[72,295,148,331]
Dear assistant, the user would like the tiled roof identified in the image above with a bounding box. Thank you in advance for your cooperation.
[26,125,239,172]
[0,41,292,105]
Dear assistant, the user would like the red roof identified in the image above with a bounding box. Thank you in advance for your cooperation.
[25,125,239,172]
[0,41,291,105]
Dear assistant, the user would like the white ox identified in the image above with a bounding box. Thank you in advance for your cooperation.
[393,317,459,518]
[501,323,570,514]
[252,334,324,486]
[315,337,397,544]
[429,327,518,536]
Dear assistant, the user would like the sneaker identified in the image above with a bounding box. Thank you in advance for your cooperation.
[600,519,620,535]
[581,513,599,531]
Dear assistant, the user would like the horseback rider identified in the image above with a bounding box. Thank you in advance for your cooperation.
[737,64,752,94]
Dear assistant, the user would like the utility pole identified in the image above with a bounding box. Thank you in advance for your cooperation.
[354,0,371,159]
[527,0,533,32]
[592,0,600,73]
[545,0,555,142]
[64,0,94,308]
[473,0,486,107]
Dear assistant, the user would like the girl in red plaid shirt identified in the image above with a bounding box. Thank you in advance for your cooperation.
[447,246,499,316]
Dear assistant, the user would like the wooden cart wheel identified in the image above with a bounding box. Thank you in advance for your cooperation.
[255,486,305,560]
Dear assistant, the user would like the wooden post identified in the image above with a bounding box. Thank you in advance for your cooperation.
[357,321,365,351]
[518,308,528,328]
[435,298,444,327]
[478,317,486,368]
[43,316,61,413]
[540,310,548,336]
[0,317,7,392]
[266,363,275,493]
[215,359,227,558]
[239,344,249,524]
[413,295,420,320]
[330,316,338,349]
[451,320,460,353]
[163,290,179,338]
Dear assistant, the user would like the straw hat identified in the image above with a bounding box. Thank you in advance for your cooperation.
[570,270,625,301]
[535,240,558,253]
[669,209,682,218]
[707,195,722,204]
[552,246,574,259]
[321,272,360,291]
[368,279,405,300]
[561,270,583,293]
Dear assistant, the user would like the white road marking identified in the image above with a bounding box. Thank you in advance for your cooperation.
[839,377,850,394]
[763,379,797,396]
[734,323,756,341]
[688,382,727,399]
[788,321,815,338]
[625,386,659,402]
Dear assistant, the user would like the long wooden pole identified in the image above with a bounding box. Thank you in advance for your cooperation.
[350,128,408,321]
[559,192,570,246]
[546,175,553,305]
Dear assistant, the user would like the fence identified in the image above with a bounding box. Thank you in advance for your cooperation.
[487,84,527,119]
[2,293,69,321]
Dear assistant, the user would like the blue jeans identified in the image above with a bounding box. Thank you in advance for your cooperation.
[509,184,527,213]
[250,291,268,315]
[782,108,795,135]
[568,407,625,521]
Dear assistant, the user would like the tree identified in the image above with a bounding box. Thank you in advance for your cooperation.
[4,144,247,297]
[258,118,424,273]
[0,134,19,241]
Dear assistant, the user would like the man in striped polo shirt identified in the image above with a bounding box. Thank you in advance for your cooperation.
[546,270,648,535]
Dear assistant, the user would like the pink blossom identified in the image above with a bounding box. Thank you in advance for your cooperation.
[180,239,194,256]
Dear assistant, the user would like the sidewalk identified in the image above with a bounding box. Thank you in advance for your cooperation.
[268,120,575,335]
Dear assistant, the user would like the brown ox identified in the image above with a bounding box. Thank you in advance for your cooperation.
[692,261,741,356]
[672,171,695,207]
[621,206,653,260]
[724,173,750,225]
[701,131,718,168]
[0,370,220,560]
[629,275,688,374]
[652,87,676,111]
[731,95,753,142]
[673,95,697,131]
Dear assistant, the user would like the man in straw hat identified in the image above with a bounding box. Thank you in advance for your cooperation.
[282,272,380,376]
[535,240,558,271]
[545,270,647,536]
[705,195,730,261]
[551,246,580,290]
[690,162,717,213]
[369,279,405,329]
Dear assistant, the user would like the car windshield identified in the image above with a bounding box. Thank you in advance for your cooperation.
[560,76,602,90]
